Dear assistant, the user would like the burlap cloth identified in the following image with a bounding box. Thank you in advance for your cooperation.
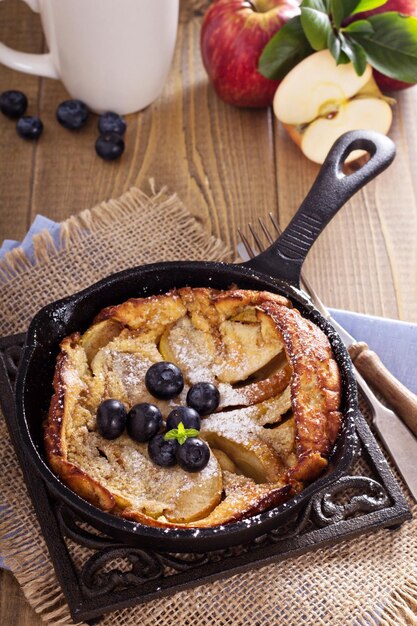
[0,186,416,626]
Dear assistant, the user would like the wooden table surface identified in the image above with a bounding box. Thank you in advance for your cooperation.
[1,0,416,624]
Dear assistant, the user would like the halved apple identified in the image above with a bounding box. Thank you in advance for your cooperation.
[273,49,393,164]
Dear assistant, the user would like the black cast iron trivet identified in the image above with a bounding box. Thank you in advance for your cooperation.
[0,333,411,624]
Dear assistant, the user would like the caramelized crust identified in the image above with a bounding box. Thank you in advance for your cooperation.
[45,287,342,528]
[45,341,116,512]
[259,301,342,457]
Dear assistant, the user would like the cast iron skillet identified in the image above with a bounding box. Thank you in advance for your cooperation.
[15,130,396,553]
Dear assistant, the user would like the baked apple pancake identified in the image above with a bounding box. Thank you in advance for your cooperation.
[44,287,342,528]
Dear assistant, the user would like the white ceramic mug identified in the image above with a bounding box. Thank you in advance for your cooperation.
[0,0,179,114]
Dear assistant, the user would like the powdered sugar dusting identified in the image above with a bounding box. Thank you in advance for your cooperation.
[166,317,215,385]
[201,407,261,444]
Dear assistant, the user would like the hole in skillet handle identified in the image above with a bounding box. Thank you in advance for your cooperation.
[343,151,370,175]
[243,130,396,287]
[337,132,392,178]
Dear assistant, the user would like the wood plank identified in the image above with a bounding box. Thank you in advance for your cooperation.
[30,0,278,251]
[0,0,44,241]
[0,569,43,626]
[273,87,417,322]
[1,0,417,623]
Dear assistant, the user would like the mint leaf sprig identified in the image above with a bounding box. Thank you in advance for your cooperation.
[259,0,417,84]
[164,421,199,445]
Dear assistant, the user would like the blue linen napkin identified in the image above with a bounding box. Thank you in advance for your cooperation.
[330,309,417,396]
[0,239,20,256]
[1,219,416,570]
[0,215,61,264]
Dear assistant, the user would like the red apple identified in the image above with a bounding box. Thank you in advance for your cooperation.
[201,0,301,108]
[347,0,417,91]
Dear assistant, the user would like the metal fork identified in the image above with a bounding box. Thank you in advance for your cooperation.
[238,214,417,500]
[238,213,327,312]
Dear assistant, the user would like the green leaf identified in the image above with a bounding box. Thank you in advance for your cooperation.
[329,0,386,27]
[301,0,327,11]
[331,0,360,28]
[340,36,368,75]
[164,429,178,440]
[163,422,200,446]
[351,0,388,15]
[327,30,342,61]
[330,0,344,28]
[328,31,353,65]
[343,19,374,34]
[177,422,186,445]
[338,51,352,64]
[350,12,417,83]
[184,428,199,438]
[300,7,332,50]
[258,16,314,80]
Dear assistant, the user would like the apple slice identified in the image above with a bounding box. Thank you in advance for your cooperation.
[182,472,291,527]
[211,447,239,473]
[273,49,393,164]
[201,409,284,483]
[215,310,284,384]
[251,384,292,425]
[77,434,223,524]
[158,316,216,385]
[80,319,124,365]
[261,416,297,467]
[129,473,292,528]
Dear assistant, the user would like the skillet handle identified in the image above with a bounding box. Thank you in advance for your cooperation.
[244,130,396,285]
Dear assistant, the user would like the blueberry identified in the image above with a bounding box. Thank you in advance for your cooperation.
[148,434,178,467]
[97,399,127,439]
[186,382,220,415]
[127,403,162,443]
[166,406,201,431]
[98,111,126,135]
[16,116,43,140]
[0,90,28,119]
[176,438,210,472]
[145,362,184,400]
[56,99,89,130]
[95,132,125,161]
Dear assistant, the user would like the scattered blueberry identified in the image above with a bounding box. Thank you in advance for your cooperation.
[186,382,220,415]
[98,111,126,135]
[145,362,184,400]
[97,399,127,439]
[95,132,125,161]
[176,438,210,472]
[56,99,89,130]
[0,90,28,118]
[16,116,43,140]
[166,406,201,431]
[127,403,162,443]
[148,434,178,467]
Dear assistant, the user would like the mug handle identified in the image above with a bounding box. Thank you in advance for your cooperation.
[0,0,59,79]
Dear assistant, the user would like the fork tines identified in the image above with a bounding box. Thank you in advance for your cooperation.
[239,213,282,260]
